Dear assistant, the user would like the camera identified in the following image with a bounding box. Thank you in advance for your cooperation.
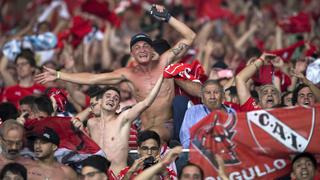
[143,156,156,169]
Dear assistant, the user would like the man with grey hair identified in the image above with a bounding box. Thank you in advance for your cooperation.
[0,119,48,179]
[235,53,282,111]
[180,80,236,148]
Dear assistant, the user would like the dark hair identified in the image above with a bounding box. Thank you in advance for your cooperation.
[87,86,105,100]
[292,152,317,169]
[102,86,121,99]
[33,96,54,116]
[14,49,36,67]
[292,84,309,105]
[245,47,262,60]
[19,95,36,106]
[0,162,27,180]
[81,155,110,174]
[0,103,18,121]
[179,162,204,180]
[281,91,293,106]
[137,130,161,147]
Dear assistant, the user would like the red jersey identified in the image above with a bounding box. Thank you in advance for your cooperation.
[2,83,46,107]
[128,124,138,150]
[240,97,261,112]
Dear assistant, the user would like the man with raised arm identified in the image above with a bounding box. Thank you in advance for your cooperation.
[235,53,283,111]
[35,4,196,142]
[84,75,163,178]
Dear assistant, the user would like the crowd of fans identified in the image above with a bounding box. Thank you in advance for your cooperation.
[0,0,319,179]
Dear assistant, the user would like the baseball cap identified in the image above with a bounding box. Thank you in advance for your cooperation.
[130,33,152,50]
[29,127,60,146]
[81,155,110,173]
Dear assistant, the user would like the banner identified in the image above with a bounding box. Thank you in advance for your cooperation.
[189,105,320,179]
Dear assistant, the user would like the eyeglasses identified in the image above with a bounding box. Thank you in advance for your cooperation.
[140,146,159,153]
[1,137,23,147]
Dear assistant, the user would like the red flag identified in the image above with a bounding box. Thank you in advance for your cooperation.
[195,0,244,25]
[268,40,305,62]
[195,0,233,21]
[81,0,121,28]
[25,116,101,154]
[278,12,311,33]
[189,105,320,179]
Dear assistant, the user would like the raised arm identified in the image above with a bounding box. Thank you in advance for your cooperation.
[0,56,17,86]
[121,75,163,125]
[294,72,320,102]
[35,66,126,85]
[134,146,182,180]
[235,57,262,105]
[149,5,196,66]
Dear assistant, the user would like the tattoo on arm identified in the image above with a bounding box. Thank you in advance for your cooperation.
[171,43,189,56]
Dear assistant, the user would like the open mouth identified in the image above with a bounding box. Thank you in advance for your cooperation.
[106,101,114,107]
[301,170,310,177]
[266,98,274,105]
[303,101,310,105]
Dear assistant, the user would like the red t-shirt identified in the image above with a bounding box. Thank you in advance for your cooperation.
[240,97,261,112]
[2,83,46,107]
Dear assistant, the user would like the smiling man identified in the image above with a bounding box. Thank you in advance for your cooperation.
[35,4,196,143]
[31,127,77,180]
[85,75,163,178]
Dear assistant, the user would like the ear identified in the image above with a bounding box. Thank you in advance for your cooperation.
[290,172,296,180]
[52,144,58,151]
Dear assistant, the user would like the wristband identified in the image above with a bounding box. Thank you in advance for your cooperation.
[75,117,81,122]
[56,71,61,79]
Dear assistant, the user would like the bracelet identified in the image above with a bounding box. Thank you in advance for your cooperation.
[74,117,81,122]
[56,71,61,79]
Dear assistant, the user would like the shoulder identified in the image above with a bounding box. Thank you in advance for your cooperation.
[186,104,206,112]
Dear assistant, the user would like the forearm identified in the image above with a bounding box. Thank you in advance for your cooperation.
[168,17,196,45]
[275,26,283,49]
[235,27,257,51]
[174,79,201,97]
[303,78,320,102]
[59,71,124,85]
[102,27,112,69]
[75,107,91,122]
[0,71,17,86]
[237,59,263,82]
[194,21,215,47]
[134,163,165,180]
[59,72,98,85]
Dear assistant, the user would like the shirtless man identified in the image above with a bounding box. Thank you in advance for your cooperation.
[0,119,48,179]
[32,127,78,180]
[87,75,163,177]
[35,4,196,142]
